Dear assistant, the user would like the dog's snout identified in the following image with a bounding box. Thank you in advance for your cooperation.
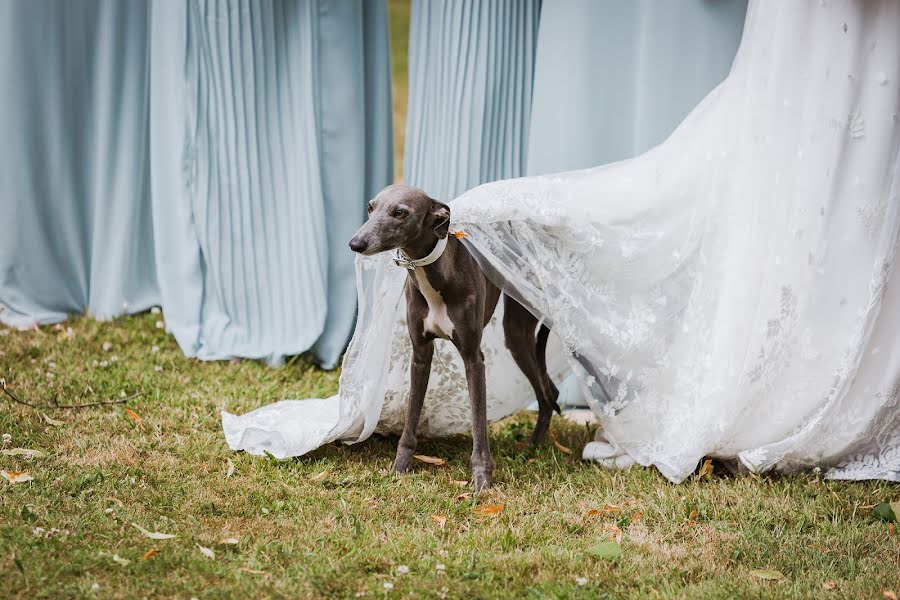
[349,237,368,253]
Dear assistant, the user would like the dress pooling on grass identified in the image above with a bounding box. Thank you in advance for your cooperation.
[224,0,900,483]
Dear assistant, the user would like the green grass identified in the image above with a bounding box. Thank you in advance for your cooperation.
[1,314,898,599]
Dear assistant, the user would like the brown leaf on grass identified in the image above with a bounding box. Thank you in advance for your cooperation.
[142,548,159,560]
[602,523,623,543]
[686,510,699,526]
[587,503,622,517]
[456,492,473,502]
[124,409,145,430]
[698,459,714,479]
[822,581,837,591]
[473,505,505,516]
[630,511,644,525]
[549,432,573,455]
[884,592,898,600]
[860,503,879,510]
[450,479,469,487]
[431,515,447,529]
[310,470,329,481]
[889,523,896,536]
[1,470,33,484]
[413,455,447,467]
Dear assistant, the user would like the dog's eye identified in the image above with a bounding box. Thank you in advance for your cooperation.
[393,209,408,219]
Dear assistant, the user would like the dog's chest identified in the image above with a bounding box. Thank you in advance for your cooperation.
[412,268,454,339]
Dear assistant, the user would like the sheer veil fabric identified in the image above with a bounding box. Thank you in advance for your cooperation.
[224,0,900,483]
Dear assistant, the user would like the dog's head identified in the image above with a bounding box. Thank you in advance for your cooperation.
[348,184,450,255]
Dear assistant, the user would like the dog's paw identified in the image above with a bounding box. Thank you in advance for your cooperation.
[391,455,412,474]
[473,470,492,492]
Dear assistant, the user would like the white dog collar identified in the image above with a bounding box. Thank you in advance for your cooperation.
[393,235,449,270]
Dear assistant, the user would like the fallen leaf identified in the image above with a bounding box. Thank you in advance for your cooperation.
[311,470,329,481]
[41,413,65,427]
[450,479,469,487]
[1,470,33,484]
[587,503,622,517]
[473,505,505,516]
[196,544,215,560]
[221,538,240,545]
[112,554,131,567]
[123,409,145,430]
[550,432,573,455]
[602,523,623,543]
[822,581,837,591]
[141,548,159,560]
[884,592,898,600]
[586,541,622,561]
[226,458,235,478]
[630,511,644,525]
[131,522,176,540]
[889,523,895,536]
[431,515,447,529]
[749,569,786,581]
[698,459,714,479]
[873,503,897,522]
[687,510,699,526]
[413,455,447,467]
[456,492,473,502]
[1,448,44,459]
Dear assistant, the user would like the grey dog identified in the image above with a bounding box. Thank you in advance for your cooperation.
[349,184,560,491]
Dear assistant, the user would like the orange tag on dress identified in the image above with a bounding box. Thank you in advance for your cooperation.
[452,230,468,239]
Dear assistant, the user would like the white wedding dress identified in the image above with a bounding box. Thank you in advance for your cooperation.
[223,0,900,483]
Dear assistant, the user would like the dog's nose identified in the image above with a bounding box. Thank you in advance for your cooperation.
[349,237,368,253]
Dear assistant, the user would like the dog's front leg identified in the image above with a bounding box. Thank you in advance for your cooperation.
[461,348,493,491]
[392,338,434,473]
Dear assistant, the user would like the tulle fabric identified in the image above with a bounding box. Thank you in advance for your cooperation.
[225,0,900,483]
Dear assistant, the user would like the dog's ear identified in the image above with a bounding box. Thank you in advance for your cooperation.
[430,201,451,239]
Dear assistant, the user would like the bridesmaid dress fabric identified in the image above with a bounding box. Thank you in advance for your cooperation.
[0,0,393,368]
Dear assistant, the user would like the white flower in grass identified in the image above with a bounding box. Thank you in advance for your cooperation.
[154,366,163,373]
[383,582,394,591]
[150,306,161,315]
[397,565,409,575]
[2,433,11,446]
[576,577,588,587]
[155,321,164,330]
[435,563,446,574]
[151,345,160,354]
[102,342,113,351]
[99,361,109,368]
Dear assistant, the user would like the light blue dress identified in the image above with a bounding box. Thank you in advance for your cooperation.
[403,0,748,193]
[0,0,393,368]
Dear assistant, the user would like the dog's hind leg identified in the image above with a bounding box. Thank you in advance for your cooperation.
[503,297,558,445]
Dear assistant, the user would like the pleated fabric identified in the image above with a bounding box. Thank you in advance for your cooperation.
[526,0,749,174]
[404,0,541,202]
[0,0,393,368]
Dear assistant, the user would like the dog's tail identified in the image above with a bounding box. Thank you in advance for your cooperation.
[536,324,562,415]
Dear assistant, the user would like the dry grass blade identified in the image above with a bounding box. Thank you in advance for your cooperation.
[413,455,447,467]
[550,431,573,455]
[131,522,176,540]
[124,408,145,430]
[698,459,714,479]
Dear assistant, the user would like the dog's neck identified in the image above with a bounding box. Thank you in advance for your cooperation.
[401,234,446,264]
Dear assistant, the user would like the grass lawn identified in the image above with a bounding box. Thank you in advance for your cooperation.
[1,314,898,599]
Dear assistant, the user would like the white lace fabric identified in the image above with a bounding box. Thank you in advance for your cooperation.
[223,0,900,484]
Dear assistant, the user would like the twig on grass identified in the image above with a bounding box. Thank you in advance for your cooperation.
[0,378,140,410]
